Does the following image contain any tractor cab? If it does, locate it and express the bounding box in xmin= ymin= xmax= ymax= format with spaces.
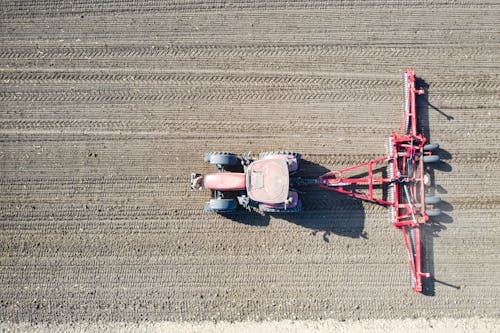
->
xmin=246 ymin=158 xmax=289 ymax=204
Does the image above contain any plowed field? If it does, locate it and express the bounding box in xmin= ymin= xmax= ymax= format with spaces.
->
xmin=1 ymin=0 xmax=499 ymax=326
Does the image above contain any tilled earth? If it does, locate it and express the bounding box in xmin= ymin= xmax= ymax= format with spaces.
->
xmin=1 ymin=0 xmax=499 ymax=324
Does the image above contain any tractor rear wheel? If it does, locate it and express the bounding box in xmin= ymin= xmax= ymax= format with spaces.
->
xmin=259 ymin=151 xmax=301 ymax=160
xmin=204 ymin=198 xmax=238 ymax=212
xmin=259 ymin=200 xmax=302 ymax=213
xmin=204 ymin=152 xmax=238 ymax=166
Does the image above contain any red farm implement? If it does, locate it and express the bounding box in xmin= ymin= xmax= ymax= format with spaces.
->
xmin=318 ymin=69 xmax=441 ymax=292
xmin=192 ymin=69 xmax=441 ymax=292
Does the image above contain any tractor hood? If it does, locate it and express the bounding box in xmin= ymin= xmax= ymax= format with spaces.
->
xmin=247 ymin=159 xmax=289 ymax=204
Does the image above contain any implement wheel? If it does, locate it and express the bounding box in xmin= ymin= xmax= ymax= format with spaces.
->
xmin=424 ymin=195 xmax=441 ymax=204
xmin=426 ymin=208 xmax=442 ymax=217
xmin=424 ymin=143 xmax=439 ymax=151
xmin=423 ymin=155 xmax=440 ymax=163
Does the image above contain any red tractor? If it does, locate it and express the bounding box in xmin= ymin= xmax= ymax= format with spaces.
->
xmin=191 ymin=151 xmax=302 ymax=213
xmin=191 ymin=69 xmax=442 ymax=293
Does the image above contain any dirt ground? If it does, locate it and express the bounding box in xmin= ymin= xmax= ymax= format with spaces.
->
xmin=0 ymin=0 xmax=499 ymax=329
xmin=1 ymin=318 xmax=499 ymax=333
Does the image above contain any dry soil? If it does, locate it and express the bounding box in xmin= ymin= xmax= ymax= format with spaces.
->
xmin=0 ymin=0 xmax=499 ymax=328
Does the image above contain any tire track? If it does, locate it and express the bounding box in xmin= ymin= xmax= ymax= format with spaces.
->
xmin=0 ymin=89 xmax=496 ymax=105
xmin=0 ymin=71 xmax=400 ymax=88
xmin=0 ymin=89 xmax=398 ymax=103
xmin=1 ymin=71 xmax=498 ymax=93
xmin=1 ymin=44 xmax=497 ymax=60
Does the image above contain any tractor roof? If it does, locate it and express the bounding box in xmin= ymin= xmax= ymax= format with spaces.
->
xmin=247 ymin=158 xmax=289 ymax=204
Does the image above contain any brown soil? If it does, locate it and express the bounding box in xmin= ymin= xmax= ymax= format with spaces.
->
xmin=0 ymin=0 xmax=499 ymax=325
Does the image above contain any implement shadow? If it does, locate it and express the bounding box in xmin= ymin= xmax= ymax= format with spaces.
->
xmin=222 ymin=159 xmax=366 ymax=241
xmin=416 ymin=77 xmax=455 ymax=296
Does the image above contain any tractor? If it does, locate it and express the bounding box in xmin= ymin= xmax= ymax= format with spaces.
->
xmin=191 ymin=151 xmax=302 ymax=213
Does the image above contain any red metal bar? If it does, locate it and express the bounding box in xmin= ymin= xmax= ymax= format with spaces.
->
xmin=318 ymin=156 xmax=392 ymax=205
xmin=368 ymin=162 xmax=373 ymax=200
xmin=418 ymin=151 xmax=427 ymax=220
xmin=414 ymin=227 xmax=423 ymax=292
xmin=401 ymin=227 xmax=418 ymax=290
xmin=410 ymin=70 xmax=417 ymax=135
xmin=321 ymin=177 xmax=391 ymax=185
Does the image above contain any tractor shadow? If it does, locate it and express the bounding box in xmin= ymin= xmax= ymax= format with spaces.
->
xmin=416 ymin=77 xmax=457 ymax=296
xmin=223 ymin=159 xmax=367 ymax=242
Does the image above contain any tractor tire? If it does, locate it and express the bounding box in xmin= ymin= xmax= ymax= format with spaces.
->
xmin=204 ymin=152 xmax=238 ymax=166
xmin=426 ymin=208 xmax=442 ymax=217
xmin=259 ymin=151 xmax=301 ymax=160
xmin=259 ymin=200 xmax=302 ymax=213
xmin=424 ymin=195 xmax=441 ymax=205
xmin=423 ymin=143 xmax=439 ymax=151
xmin=204 ymin=198 xmax=238 ymax=212
xmin=423 ymin=155 xmax=440 ymax=163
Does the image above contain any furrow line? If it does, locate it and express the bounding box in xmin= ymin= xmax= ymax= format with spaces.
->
xmin=0 ymin=119 xmax=394 ymax=134
xmin=1 ymin=0 xmax=497 ymax=18
xmin=2 ymin=120 xmax=500 ymax=136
